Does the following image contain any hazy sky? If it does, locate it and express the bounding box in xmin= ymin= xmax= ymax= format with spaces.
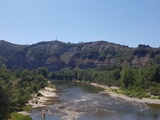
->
xmin=0 ymin=0 xmax=160 ymax=47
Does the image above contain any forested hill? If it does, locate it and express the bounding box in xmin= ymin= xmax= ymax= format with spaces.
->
xmin=0 ymin=40 xmax=160 ymax=70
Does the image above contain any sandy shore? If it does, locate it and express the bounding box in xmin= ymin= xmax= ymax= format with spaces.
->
xmin=90 ymin=83 xmax=160 ymax=105
xmin=18 ymin=86 xmax=58 ymax=116
xmin=17 ymin=111 xmax=31 ymax=116
xmin=27 ymin=87 xmax=58 ymax=108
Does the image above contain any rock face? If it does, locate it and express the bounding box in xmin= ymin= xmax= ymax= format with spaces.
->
xmin=0 ymin=40 xmax=160 ymax=70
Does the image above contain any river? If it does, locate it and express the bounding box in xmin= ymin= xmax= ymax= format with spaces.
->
xmin=31 ymin=82 xmax=160 ymax=120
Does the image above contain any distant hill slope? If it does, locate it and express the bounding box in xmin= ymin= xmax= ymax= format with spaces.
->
xmin=0 ymin=40 xmax=26 ymax=57
xmin=0 ymin=40 xmax=160 ymax=70
xmin=0 ymin=40 xmax=26 ymax=66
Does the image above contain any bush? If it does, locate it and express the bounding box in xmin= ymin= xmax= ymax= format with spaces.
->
xmin=11 ymin=112 xmax=32 ymax=120
xmin=22 ymin=106 xmax=32 ymax=112
xmin=37 ymin=92 xmax=43 ymax=96
xmin=48 ymin=82 xmax=56 ymax=88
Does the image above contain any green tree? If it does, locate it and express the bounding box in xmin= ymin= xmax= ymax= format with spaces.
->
xmin=120 ymin=66 xmax=134 ymax=88
xmin=21 ymin=69 xmax=29 ymax=79
xmin=151 ymin=65 xmax=160 ymax=83
xmin=112 ymin=69 xmax=120 ymax=80
xmin=0 ymin=82 xmax=14 ymax=119
xmin=36 ymin=75 xmax=47 ymax=88
xmin=38 ymin=67 xmax=48 ymax=78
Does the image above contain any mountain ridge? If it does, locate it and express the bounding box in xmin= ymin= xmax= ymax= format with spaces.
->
xmin=0 ymin=40 xmax=160 ymax=70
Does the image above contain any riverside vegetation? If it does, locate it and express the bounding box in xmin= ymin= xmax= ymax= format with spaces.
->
xmin=0 ymin=66 xmax=49 ymax=119
xmin=0 ymin=40 xmax=160 ymax=119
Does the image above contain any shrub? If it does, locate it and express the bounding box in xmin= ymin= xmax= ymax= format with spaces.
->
xmin=37 ymin=92 xmax=42 ymax=96
xmin=11 ymin=112 xmax=32 ymax=120
xmin=22 ymin=106 xmax=32 ymax=112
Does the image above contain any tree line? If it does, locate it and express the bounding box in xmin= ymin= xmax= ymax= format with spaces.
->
xmin=49 ymin=65 xmax=160 ymax=98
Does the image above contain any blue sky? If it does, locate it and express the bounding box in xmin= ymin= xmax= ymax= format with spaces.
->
xmin=0 ymin=0 xmax=160 ymax=47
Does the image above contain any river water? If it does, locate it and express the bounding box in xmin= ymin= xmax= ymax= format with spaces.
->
xmin=31 ymin=82 xmax=160 ymax=120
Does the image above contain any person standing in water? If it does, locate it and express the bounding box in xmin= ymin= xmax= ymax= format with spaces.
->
xmin=42 ymin=109 xmax=46 ymax=120
xmin=42 ymin=113 xmax=45 ymax=120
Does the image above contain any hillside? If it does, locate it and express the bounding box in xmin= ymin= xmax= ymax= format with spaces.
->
xmin=0 ymin=40 xmax=26 ymax=66
xmin=0 ymin=40 xmax=160 ymax=70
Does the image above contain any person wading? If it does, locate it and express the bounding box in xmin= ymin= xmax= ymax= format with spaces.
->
xmin=42 ymin=113 xmax=45 ymax=120
xmin=42 ymin=109 xmax=46 ymax=120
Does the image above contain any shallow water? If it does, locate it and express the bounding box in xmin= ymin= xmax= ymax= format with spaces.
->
xmin=31 ymin=82 xmax=160 ymax=120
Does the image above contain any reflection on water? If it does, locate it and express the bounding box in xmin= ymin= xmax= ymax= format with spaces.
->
xmin=31 ymin=82 xmax=160 ymax=120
